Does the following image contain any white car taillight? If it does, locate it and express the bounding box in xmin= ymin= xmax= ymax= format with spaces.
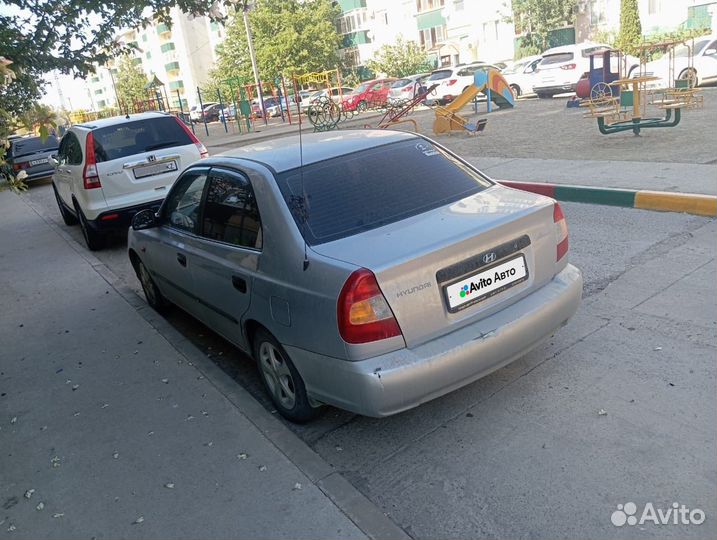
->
xmin=337 ymin=268 xmax=402 ymax=344
xmin=554 ymin=202 xmax=569 ymax=261
xmin=175 ymin=116 xmax=209 ymax=158
xmin=83 ymin=132 xmax=102 ymax=189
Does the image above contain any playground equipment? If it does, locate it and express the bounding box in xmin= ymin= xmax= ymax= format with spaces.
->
xmin=582 ymin=75 xmax=682 ymax=135
xmin=370 ymin=83 xmax=438 ymax=132
xmin=575 ymin=49 xmax=632 ymax=101
xmin=433 ymin=67 xmax=514 ymax=135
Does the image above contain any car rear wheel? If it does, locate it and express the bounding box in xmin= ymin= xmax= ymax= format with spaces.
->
xmin=138 ymin=260 xmax=170 ymax=313
xmin=253 ymin=328 xmax=319 ymax=422
xmin=53 ymin=183 xmax=77 ymax=226
xmin=74 ymin=201 xmax=105 ymax=251
xmin=510 ymin=84 xmax=521 ymax=97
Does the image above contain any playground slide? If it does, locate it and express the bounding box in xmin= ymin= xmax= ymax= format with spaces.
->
xmin=444 ymin=68 xmax=515 ymax=112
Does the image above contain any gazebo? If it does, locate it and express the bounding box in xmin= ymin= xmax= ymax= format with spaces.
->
xmin=144 ymin=75 xmax=169 ymax=111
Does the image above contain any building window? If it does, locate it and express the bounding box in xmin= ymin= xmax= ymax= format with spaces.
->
xmin=142 ymin=34 xmax=148 ymax=42
xmin=165 ymin=61 xmax=180 ymax=72
xmin=342 ymin=48 xmax=360 ymax=67
xmin=161 ymin=42 xmax=176 ymax=53
xmin=416 ymin=0 xmax=445 ymax=13
xmin=97 ymin=100 xmax=106 ymax=108
xmin=94 ymin=89 xmax=103 ymax=95
xmin=454 ymin=0 xmax=464 ymax=10
xmin=648 ymin=0 xmax=660 ymax=15
xmin=169 ymin=80 xmax=184 ymax=90
xmin=419 ymin=25 xmax=446 ymax=49
xmin=146 ymin=52 xmax=151 ymax=59
xmin=338 ymin=9 xmax=368 ymax=34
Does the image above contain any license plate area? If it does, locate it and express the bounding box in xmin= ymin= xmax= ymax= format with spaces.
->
xmin=133 ymin=160 xmax=177 ymax=179
xmin=29 ymin=158 xmax=48 ymax=166
xmin=443 ymin=254 xmax=529 ymax=313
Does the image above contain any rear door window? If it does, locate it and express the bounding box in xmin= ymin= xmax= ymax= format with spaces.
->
xmin=540 ymin=53 xmax=574 ymax=65
xmin=9 ymin=136 xmax=59 ymax=158
xmin=92 ymin=117 xmax=193 ymax=163
xmin=276 ymin=139 xmax=492 ymax=245
xmin=201 ymin=169 xmax=262 ymax=250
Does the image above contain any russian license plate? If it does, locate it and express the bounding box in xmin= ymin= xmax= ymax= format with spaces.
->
xmin=445 ymin=255 xmax=528 ymax=311
xmin=133 ymin=160 xmax=177 ymax=179
xmin=29 ymin=158 xmax=48 ymax=166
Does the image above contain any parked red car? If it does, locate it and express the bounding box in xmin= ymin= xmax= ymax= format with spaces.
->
xmin=341 ymin=78 xmax=397 ymax=111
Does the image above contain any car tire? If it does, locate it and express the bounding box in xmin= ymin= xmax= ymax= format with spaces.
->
xmin=52 ymin=183 xmax=78 ymax=226
xmin=510 ymin=84 xmax=521 ymax=97
xmin=74 ymin=200 xmax=105 ymax=251
xmin=678 ymin=68 xmax=698 ymax=88
xmin=137 ymin=259 xmax=170 ymax=313
xmin=356 ymin=100 xmax=367 ymax=112
xmin=253 ymin=327 xmax=320 ymax=423
xmin=536 ymin=92 xmax=551 ymax=99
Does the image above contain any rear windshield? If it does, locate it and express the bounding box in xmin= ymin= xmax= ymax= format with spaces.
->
xmin=9 ymin=136 xmax=59 ymax=158
xmin=427 ymin=69 xmax=453 ymax=81
xmin=391 ymin=79 xmax=411 ymax=88
xmin=540 ymin=52 xmax=574 ymax=65
xmin=275 ymin=139 xmax=492 ymax=245
xmin=92 ymin=117 xmax=193 ymax=162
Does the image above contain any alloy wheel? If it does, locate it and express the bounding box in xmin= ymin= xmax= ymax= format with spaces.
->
xmin=259 ymin=341 xmax=296 ymax=409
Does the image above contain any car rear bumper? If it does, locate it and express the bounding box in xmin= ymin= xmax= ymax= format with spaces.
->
xmin=88 ymin=199 xmax=164 ymax=232
xmin=287 ymin=264 xmax=583 ymax=417
xmin=533 ymin=83 xmax=577 ymax=94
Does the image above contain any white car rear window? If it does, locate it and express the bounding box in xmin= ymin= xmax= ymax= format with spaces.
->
xmin=92 ymin=117 xmax=193 ymax=162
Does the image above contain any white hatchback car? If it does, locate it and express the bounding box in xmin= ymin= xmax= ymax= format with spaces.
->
xmin=52 ymin=112 xmax=207 ymax=250
xmin=425 ymin=63 xmax=498 ymax=105
xmin=502 ymin=55 xmax=542 ymax=97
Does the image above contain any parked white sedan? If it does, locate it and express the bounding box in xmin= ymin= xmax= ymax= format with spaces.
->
xmin=640 ymin=35 xmax=717 ymax=87
xmin=502 ymin=55 xmax=542 ymax=97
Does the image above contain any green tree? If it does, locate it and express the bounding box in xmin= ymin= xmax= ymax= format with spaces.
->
xmin=510 ymin=0 xmax=578 ymax=53
xmin=211 ymin=0 xmax=342 ymax=86
xmin=115 ymin=56 xmax=149 ymax=111
xmin=366 ymin=36 xmax=431 ymax=77
xmin=615 ymin=0 xmax=643 ymax=55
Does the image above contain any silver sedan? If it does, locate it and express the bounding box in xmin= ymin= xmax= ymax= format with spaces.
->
xmin=128 ymin=130 xmax=582 ymax=421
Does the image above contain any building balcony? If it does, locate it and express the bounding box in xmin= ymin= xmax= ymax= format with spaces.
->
xmin=165 ymin=61 xmax=180 ymax=73
xmin=337 ymin=0 xmax=366 ymax=10
xmin=169 ymin=80 xmax=184 ymax=90
xmin=160 ymin=42 xmax=176 ymax=53
xmin=416 ymin=9 xmax=446 ymax=31
xmin=341 ymin=30 xmax=371 ymax=48
xmin=156 ymin=23 xmax=171 ymax=35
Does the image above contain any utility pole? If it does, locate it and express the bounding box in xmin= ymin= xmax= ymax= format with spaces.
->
xmin=242 ymin=1 xmax=267 ymax=125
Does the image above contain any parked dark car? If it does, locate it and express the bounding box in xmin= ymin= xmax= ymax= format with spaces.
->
xmin=8 ymin=135 xmax=60 ymax=181
xmin=201 ymin=104 xmax=225 ymax=122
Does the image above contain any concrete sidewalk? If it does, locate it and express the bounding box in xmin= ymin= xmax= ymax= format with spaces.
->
xmin=0 ymin=189 xmax=403 ymax=539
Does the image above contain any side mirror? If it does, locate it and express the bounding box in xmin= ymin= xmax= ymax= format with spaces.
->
xmin=49 ymin=154 xmax=59 ymax=167
xmin=132 ymin=209 xmax=158 ymax=231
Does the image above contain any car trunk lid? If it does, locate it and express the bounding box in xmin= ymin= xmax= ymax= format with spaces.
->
xmin=312 ymin=186 xmax=559 ymax=348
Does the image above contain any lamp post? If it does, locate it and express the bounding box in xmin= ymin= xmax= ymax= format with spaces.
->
xmin=242 ymin=1 xmax=267 ymax=125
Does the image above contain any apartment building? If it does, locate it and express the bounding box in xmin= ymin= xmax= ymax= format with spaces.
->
xmin=576 ymin=0 xmax=716 ymax=42
xmin=337 ymin=0 xmax=516 ymax=74
xmin=87 ymin=7 xmax=226 ymax=111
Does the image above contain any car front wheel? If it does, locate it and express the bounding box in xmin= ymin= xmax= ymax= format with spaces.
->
xmin=253 ymin=328 xmax=319 ymax=422
xmin=510 ymin=84 xmax=521 ymax=97
xmin=138 ymin=260 xmax=170 ymax=313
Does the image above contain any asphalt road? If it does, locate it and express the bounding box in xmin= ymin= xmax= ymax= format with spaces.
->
xmin=20 ymin=177 xmax=716 ymax=539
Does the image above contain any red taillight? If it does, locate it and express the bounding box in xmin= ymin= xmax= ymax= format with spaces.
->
xmin=175 ymin=116 xmax=208 ymax=158
xmin=12 ymin=162 xmax=30 ymax=171
xmin=561 ymin=63 xmax=577 ymax=70
xmin=100 ymin=213 xmax=119 ymax=221
xmin=83 ymin=132 xmax=101 ymax=189
xmin=554 ymin=202 xmax=569 ymax=261
xmin=401 ymin=86 xmax=412 ymax=92
xmin=337 ymin=268 xmax=402 ymax=344
xmin=446 ymin=79 xmax=458 ymax=86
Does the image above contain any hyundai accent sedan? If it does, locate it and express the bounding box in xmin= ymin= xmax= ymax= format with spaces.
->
xmin=128 ymin=130 xmax=582 ymax=421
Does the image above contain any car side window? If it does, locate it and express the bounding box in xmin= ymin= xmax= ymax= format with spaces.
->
xmin=163 ymin=170 xmax=208 ymax=234
xmin=57 ymin=136 xmax=69 ymax=165
xmin=64 ymin=133 xmax=82 ymax=165
xmin=201 ymin=170 xmax=262 ymax=250
xmin=526 ymin=60 xmax=540 ymax=73
xmin=705 ymin=41 xmax=717 ymax=56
